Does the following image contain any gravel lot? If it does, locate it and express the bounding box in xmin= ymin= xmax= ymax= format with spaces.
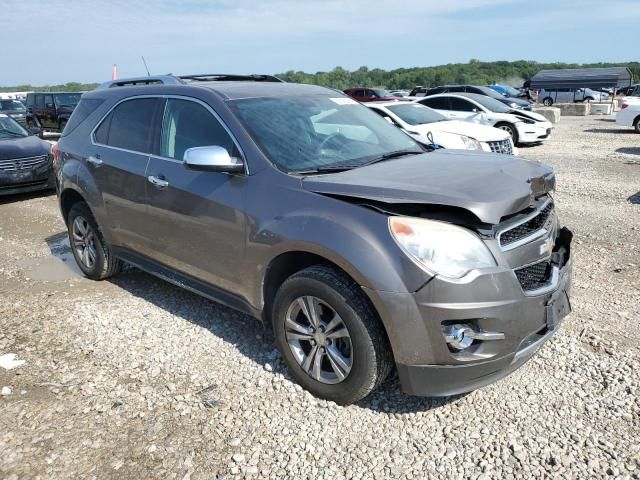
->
xmin=1 ymin=115 xmax=639 ymax=479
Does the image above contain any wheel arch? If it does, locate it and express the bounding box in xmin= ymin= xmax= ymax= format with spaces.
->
xmin=59 ymin=187 xmax=87 ymax=225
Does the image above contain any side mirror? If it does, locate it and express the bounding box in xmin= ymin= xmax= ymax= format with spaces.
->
xmin=29 ymin=127 xmax=42 ymax=136
xmin=183 ymin=146 xmax=244 ymax=174
xmin=472 ymin=108 xmax=479 ymax=113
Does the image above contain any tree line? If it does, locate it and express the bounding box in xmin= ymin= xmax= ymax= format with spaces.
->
xmin=1 ymin=60 xmax=637 ymax=92
xmin=277 ymin=60 xmax=639 ymax=90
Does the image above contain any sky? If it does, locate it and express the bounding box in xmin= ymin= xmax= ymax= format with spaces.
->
xmin=1 ymin=0 xmax=639 ymax=86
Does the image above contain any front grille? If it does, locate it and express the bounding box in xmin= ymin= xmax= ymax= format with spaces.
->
xmin=515 ymin=259 xmax=553 ymax=292
xmin=499 ymin=202 xmax=554 ymax=248
xmin=0 ymin=155 xmax=49 ymax=173
xmin=487 ymin=139 xmax=513 ymax=155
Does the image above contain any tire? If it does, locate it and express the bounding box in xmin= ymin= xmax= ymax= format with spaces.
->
xmin=67 ymin=202 xmax=122 ymax=280
xmin=542 ymin=97 xmax=553 ymax=106
xmin=634 ymin=116 xmax=640 ymax=134
xmin=272 ymin=265 xmax=393 ymax=404
xmin=583 ymin=97 xmax=594 ymax=103
xmin=495 ymin=122 xmax=519 ymax=145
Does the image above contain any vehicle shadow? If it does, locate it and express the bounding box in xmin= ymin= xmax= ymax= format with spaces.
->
xmin=628 ymin=192 xmax=640 ymax=205
xmin=56 ymin=263 xmax=455 ymax=414
xmin=0 ymin=189 xmax=55 ymax=205
xmin=584 ymin=128 xmax=634 ymax=134
xmin=617 ymin=147 xmax=640 ymax=156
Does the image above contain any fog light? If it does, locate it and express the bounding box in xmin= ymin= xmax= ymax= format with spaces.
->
xmin=443 ymin=324 xmax=505 ymax=351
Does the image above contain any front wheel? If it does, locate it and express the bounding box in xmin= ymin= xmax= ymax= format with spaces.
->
xmin=272 ymin=265 xmax=393 ymax=404
xmin=542 ymin=97 xmax=553 ymax=106
xmin=583 ymin=96 xmax=594 ymax=103
xmin=67 ymin=202 xmax=122 ymax=280
xmin=634 ymin=117 xmax=640 ymax=134
xmin=495 ymin=122 xmax=519 ymax=145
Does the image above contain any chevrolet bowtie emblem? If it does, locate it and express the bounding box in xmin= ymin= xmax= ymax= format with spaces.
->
xmin=540 ymin=237 xmax=554 ymax=257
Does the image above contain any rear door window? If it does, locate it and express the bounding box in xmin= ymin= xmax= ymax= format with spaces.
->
xmin=35 ymin=95 xmax=44 ymax=108
xmin=420 ymin=97 xmax=450 ymax=110
xmin=94 ymin=97 xmax=159 ymax=153
xmin=449 ymin=98 xmax=476 ymax=112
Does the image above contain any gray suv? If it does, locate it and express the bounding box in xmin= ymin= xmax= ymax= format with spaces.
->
xmin=54 ymin=76 xmax=573 ymax=404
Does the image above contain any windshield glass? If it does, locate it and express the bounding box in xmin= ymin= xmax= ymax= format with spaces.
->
xmin=372 ymin=89 xmax=392 ymax=98
xmin=386 ymin=103 xmax=447 ymax=125
xmin=476 ymin=86 xmax=507 ymax=100
xmin=55 ymin=93 xmax=82 ymax=106
xmin=230 ymin=95 xmax=422 ymax=173
xmin=0 ymin=100 xmax=26 ymax=112
xmin=468 ymin=94 xmax=511 ymax=113
xmin=0 ymin=114 xmax=29 ymax=139
xmin=503 ymin=86 xmax=521 ymax=97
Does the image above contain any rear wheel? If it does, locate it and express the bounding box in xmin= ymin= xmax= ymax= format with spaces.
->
xmin=67 ymin=202 xmax=122 ymax=280
xmin=495 ymin=122 xmax=519 ymax=145
xmin=542 ymin=97 xmax=553 ymax=106
xmin=634 ymin=116 xmax=640 ymax=134
xmin=584 ymin=96 xmax=594 ymax=103
xmin=272 ymin=265 xmax=393 ymax=404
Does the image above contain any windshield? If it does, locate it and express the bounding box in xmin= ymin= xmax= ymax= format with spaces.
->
xmin=55 ymin=93 xmax=82 ymax=106
xmin=372 ymin=89 xmax=392 ymax=98
xmin=468 ymin=94 xmax=511 ymax=113
xmin=0 ymin=100 xmax=26 ymax=112
xmin=476 ymin=86 xmax=508 ymax=100
xmin=502 ymin=86 xmax=521 ymax=97
xmin=386 ymin=103 xmax=447 ymax=125
xmin=0 ymin=115 xmax=29 ymax=139
xmin=230 ymin=95 xmax=422 ymax=173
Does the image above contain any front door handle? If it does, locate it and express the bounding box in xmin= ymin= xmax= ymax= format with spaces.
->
xmin=87 ymin=155 xmax=103 ymax=167
xmin=148 ymin=175 xmax=169 ymax=189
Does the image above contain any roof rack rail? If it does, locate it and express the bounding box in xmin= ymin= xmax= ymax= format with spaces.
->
xmin=96 ymin=75 xmax=184 ymax=89
xmin=96 ymin=73 xmax=284 ymax=90
xmin=178 ymin=74 xmax=284 ymax=83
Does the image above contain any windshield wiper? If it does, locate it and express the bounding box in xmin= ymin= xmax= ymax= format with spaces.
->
xmin=293 ymin=149 xmax=422 ymax=175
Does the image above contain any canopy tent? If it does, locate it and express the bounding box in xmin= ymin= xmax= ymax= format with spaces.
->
xmin=528 ymin=67 xmax=633 ymax=90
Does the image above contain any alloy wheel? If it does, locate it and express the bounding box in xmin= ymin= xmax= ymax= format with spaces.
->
xmin=284 ymin=296 xmax=353 ymax=384
xmin=71 ymin=216 xmax=97 ymax=269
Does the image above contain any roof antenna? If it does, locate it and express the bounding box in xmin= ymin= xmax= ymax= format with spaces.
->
xmin=141 ymin=56 xmax=151 ymax=77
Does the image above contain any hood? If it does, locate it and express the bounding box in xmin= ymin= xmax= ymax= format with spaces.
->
xmin=510 ymin=110 xmax=548 ymax=123
xmin=0 ymin=135 xmax=51 ymax=161
xmin=302 ymin=150 xmax=555 ymax=225
xmin=502 ymin=96 xmax=531 ymax=107
xmin=415 ymin=120 xmax=510 ymax=142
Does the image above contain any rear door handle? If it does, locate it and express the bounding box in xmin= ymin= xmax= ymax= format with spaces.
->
xmin=148 ymin=175 xmax=169 ymax=189
xmin=87 ymin=155 xmax=102 ymax=167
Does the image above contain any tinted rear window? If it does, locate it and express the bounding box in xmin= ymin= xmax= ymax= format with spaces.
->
xmin=61 ymin=98 xmax=104 ymax=136
xmin=94 ymin=98 xmax=159 ymax=153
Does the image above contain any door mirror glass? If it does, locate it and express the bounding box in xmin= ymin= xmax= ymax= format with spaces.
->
xmin=183 ymin=146 xmax=244 ymax=173
xmin=29 ymin=127 xmax=42 ymax=136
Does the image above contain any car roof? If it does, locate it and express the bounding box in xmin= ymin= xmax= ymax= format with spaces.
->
xmin=85 ymin=81 xmax=338 ymax=101
xmin=422 ymin=92 xmax=485 ymax=102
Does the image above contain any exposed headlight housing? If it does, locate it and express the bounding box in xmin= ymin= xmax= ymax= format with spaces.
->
xmin=461 ymin=135 xmax=482 ymax=150
xmin=389 ymin=217 xmax=497 ymax=278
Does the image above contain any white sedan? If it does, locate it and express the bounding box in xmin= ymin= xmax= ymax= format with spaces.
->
xmin=416 ymin=92 xmax=553 ymax=145
xmin=616 ymin=99 xmax=640 ymax=133
xmin=367 ymin=102 xmax=517 ymax=155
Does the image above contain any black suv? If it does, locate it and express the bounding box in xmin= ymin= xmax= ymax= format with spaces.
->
xmin=54 ymin=75 xmax=572 ymax=404
xmin=410 ymin=85 xmax=532 ymax=110
xmin=25 ymin=92 xmax=83 ymax=131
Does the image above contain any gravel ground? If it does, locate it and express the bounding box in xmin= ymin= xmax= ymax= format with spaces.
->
xmin=1 ymin=115 xmax=639 ymax=479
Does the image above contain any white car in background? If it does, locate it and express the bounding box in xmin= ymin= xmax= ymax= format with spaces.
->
xmin=416 ymin=93 xmax=553 ymax=145
xmin=367 ymin=101 xmax=517 ymax=155
xmin=616 ymin=100 xmax=640 ymax=133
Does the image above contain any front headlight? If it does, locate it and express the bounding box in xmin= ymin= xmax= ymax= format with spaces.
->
xmin=389 ymin=217 xmax=497 ymax=278
xmin=461 ymin=135 xmax=482 ymax=150
xmin=509 ymin=102 xmax=519 ymax=108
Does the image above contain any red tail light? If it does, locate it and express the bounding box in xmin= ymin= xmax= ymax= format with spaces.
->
xmin=52 ymin=143 xmax=59 ymax=163
xmin=621 ymin=103 xmax=629 ymax=109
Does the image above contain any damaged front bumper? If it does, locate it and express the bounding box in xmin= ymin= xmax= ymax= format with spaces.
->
xmin=366 ymin=226 xmax=573 ymax=397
